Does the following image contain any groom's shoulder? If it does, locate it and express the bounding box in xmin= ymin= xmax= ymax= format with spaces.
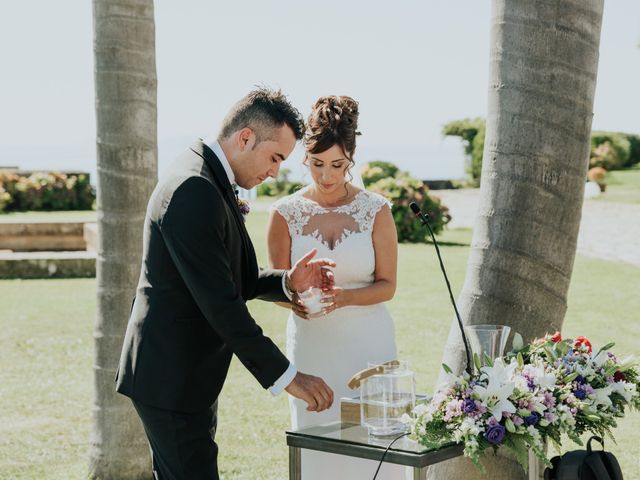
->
xmin=148 ymin=170 xmax=221 ymax=222
xmin=155 ymin=146 xmax=219 ymax=195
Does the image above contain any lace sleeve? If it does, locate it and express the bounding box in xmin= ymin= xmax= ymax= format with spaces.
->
xmin=355 ymin=191 xmax=393 ymax=232
xmin=269 ymin=195 xmax=308 ymax=236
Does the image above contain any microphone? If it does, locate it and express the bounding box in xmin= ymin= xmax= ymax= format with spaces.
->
xmin=409 ymin=202 xmax=473 ymax=377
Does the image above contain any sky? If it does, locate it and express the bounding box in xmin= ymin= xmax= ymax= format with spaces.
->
xmin=1 ymin=1 xmax=638 ymax=182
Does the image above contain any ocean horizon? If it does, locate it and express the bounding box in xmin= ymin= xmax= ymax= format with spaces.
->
xmin=0 ymin=137 xmax=467 ymax=186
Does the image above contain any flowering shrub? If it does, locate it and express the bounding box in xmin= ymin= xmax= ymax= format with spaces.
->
xmin=361 ymin=161 xmax=451 ymax=241
xmin=0 ymin=171 xmax=95 ymax=212
xmin=405 ymin=333 xmax=640 ymax=472
xmin=589 ymin=141 xmax=625 ymax=171
xmin=361 ymin=161 xmax=400 ymax=188
xmin=368 ymin=175 xmax=451 ymax=240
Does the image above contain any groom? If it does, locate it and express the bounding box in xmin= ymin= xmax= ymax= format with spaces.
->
xmin=116 ymin=88 xmax=335 ymax=479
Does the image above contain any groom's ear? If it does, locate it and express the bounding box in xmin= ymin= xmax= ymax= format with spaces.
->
xmin=237 ymin=127 xmax=256 ymax=152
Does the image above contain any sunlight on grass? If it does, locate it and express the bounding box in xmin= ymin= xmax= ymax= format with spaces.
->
xmin=1 ymin=212 xmax=638 ymax=479
xmin=596 ymin=166 xmax=640 ymax=204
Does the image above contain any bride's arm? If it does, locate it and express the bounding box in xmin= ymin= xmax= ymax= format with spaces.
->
xmin=326 ymin=204 xmax=397 ymax=310
xmin=266 ymin=209 xmax=293 ymax=310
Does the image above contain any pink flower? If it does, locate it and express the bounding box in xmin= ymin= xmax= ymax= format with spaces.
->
xmin=444 ymin=399 xmax=463 ymax=421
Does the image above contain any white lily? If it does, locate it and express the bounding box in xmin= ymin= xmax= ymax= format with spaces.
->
xmin=523 ymin=363 xmax=557 ymax=390
xmin=479 ymin=357 xmax=518 ymax=384
xmin=473 ymin=377 xmax=516 ymax=420
xmin=611 ymin=381 xmax=635 ymax=403
xmin=591 ymin=385 xmax=613 ymax=408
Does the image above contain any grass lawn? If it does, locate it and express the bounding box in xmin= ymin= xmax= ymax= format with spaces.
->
xmin=597 ymin=165 xmax=640 ymax=204
xmin=1 ymin=211 xmax=639 ymax=479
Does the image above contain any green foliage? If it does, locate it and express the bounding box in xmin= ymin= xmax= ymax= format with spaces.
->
xmin=590 ymin=131 xmax=640 ymax=169
xmin=442 ymin=118 xmax=485 ymax=185
xmin=626 ymin=134 xmax=640 ymax=167
xmin=443 ymin=119 xmax=640 ymax=181
xmin=361 ymin=160 xmax=451 ymax=242
xmin=590 ymin=132 xmax=631 ymax=170
xmin=360 ymin=161 xmax=400 ymax=188
xmin=256 ymin=168 xmax=302 ymax=197
xmin=367 ymin=175 xmax=451 ymax=242
xmin=0 ymin=171 xmax=95 ymax=213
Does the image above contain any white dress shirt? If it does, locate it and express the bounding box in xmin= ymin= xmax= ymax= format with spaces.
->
xmin=203 ymin=137 xmax=297 ymax=395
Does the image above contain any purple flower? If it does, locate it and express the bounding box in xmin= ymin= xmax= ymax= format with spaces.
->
xmin=462 ymin=399 xmax=476 ymax=413
xmin=524 ymin=412 xmax=540 ymax=426
xmin=542 ymin=392 xmax=556 ymax=408
xmin=512 ymin=416 xmax=524 ymax=426
xmin=574 ymin=388 xmax=587 ymax=400
xmin=485 ymin=423 xmax=506 ymax=445
xmin=237 ymin=199 xmax=251 ymax=215
xmin=575 ymin=375 xmax=586 ymax=385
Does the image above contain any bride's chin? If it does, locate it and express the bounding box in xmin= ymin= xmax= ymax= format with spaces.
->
xmin=316 ymin=183 xmax=339 ymax=194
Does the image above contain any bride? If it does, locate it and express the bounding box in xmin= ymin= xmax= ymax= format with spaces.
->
xmin=267 ymin=95 xmax=406 ymax=479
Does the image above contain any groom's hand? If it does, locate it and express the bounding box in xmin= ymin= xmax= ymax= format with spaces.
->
xmin=285 ymin=372 xmax=334 ymax=412
xmin=288 ymin=248 xmax=336 ymax=293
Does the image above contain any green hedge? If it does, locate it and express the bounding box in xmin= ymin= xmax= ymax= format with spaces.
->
xmin=256 ymin=168 xmax=302 ymax=197
xmin=590 ymin=131 xmax=640 ymax=169
xmin=0 ymin=172 xmax=95 ymax=213
xmin=442 ymin=118 xmax=485 ymax=186
xmin=443 ymin=118 xmax=640 ymax=182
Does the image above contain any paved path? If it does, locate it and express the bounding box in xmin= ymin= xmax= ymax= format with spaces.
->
xmin=434 ymin=189 xmax=640 ymax=267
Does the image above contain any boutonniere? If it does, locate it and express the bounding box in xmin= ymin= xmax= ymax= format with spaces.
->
xmin=233 ymin=186 xmax=251 ymax=217
xmin=237 ymin=197 xmax=251 ymax=216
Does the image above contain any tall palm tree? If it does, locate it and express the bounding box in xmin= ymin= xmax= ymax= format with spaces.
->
xmin=428 ymin=1 xmax=604 ymax=478
xmin=89 ymin=0 xmax=157 ymax=477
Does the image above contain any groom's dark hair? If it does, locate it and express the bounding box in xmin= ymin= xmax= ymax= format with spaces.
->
xmin=218 ymin=87 xmax=305 ymax=144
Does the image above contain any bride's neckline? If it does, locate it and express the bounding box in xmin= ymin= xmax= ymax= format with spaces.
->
xmin=297 ymin=187 xmax=365 ymax=209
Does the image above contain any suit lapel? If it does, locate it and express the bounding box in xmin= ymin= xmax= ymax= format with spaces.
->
xmin=190 ymin=141 xmax=258 ymax=287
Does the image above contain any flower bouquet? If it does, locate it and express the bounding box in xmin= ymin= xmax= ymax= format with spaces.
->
xmin=404 ymin=332 xmax=640 ymax=471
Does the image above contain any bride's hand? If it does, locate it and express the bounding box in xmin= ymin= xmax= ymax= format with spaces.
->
xmin=321 ymin=287 xmax=350 ymax=314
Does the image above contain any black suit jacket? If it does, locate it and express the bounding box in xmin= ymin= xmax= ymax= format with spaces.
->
xmin=116 ymin=140 xmax=290 ymax=413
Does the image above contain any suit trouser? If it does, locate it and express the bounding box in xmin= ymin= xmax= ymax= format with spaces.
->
xmin=132 ymin=399 xmax=219 ymax=480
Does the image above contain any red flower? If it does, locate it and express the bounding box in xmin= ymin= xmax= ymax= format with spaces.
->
xmin=548 ymin=331 xmax=562 ymax=343
xmin=574 ymin=336 xmax=592 ymax=353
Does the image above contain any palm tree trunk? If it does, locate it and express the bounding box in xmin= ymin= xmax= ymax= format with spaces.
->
xmin=428 ymin=1 xmax=604 ymax=478
xmin=89 ymin=0 xmax=157 ymax=478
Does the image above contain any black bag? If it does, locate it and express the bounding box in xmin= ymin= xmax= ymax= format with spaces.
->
xmin=544 ymin=436 xmax=623 ymax=480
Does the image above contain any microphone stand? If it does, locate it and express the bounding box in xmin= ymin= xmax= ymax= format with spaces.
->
xmin=409 ymin=202 xmax=473 ymax=377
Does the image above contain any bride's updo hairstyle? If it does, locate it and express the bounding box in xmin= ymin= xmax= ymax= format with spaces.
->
xmin=304 ymin=95 xmax=362 ymax=180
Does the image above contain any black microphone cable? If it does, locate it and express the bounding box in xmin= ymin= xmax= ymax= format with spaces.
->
xmin=371 ymin=431 xmax=410 ymax=480
xmin=409 ymin=202 xmax=473 ymax=377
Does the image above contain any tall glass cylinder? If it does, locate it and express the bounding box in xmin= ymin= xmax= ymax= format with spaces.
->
xmin=464 ymin=324 xmax=511 ymax=367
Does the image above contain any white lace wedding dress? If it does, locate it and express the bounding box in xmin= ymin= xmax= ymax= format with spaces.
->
xmin=272 ymin=188 xmax=408 ymax=479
